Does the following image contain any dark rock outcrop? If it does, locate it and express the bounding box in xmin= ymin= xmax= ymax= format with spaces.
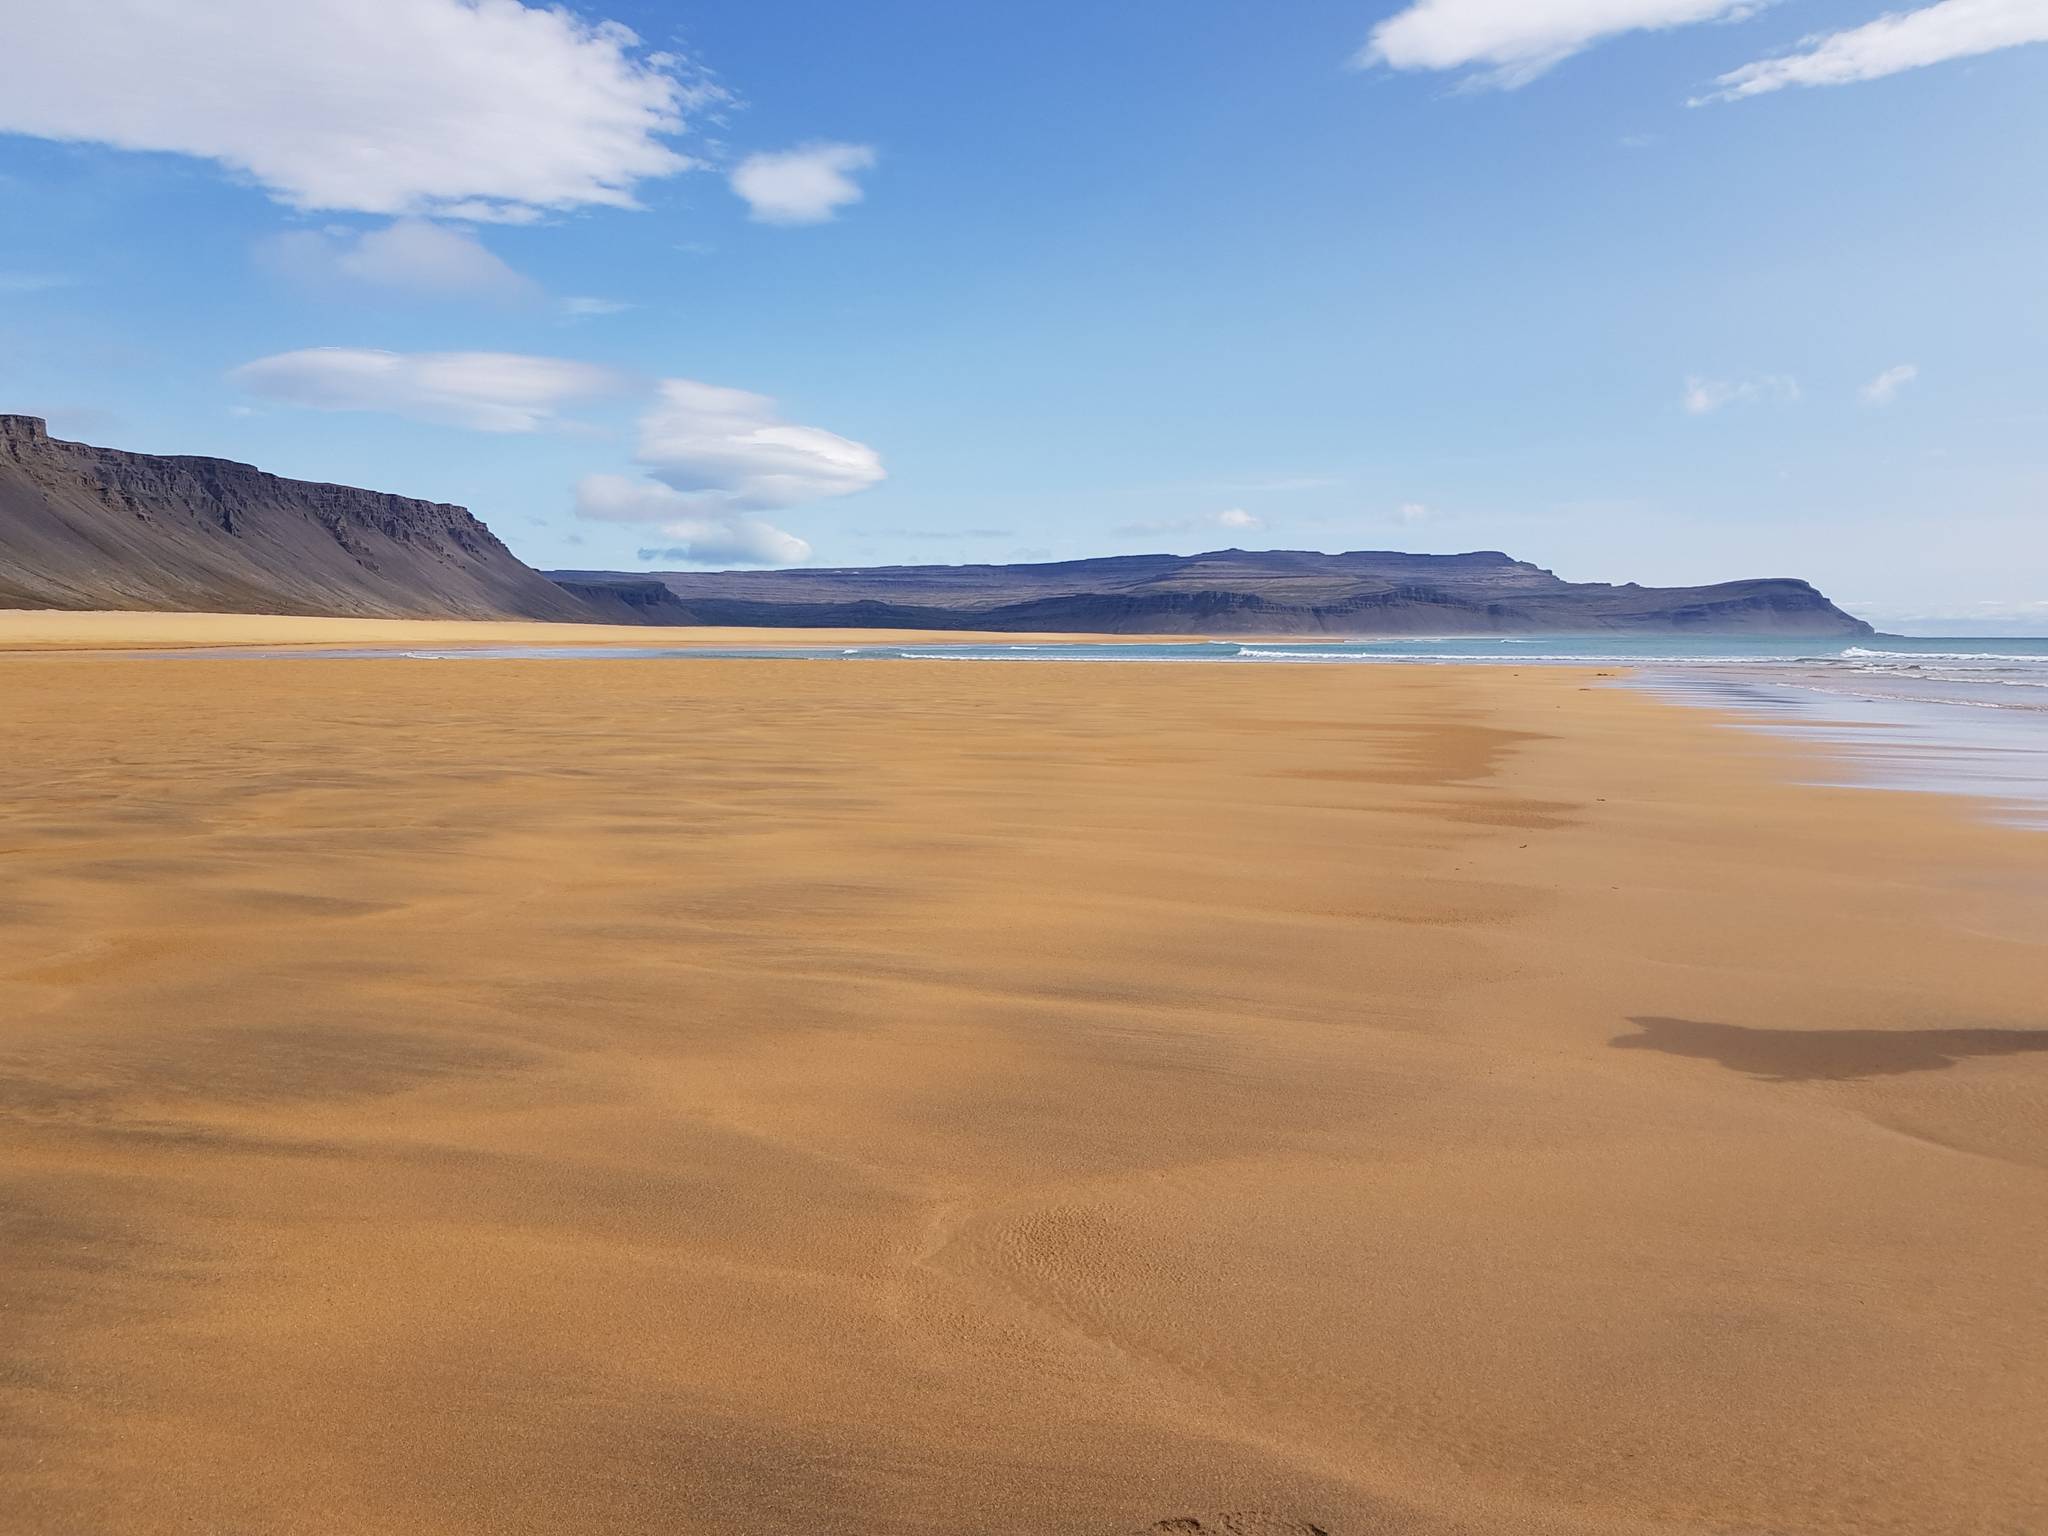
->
xmin=549 ymin=548 xmax=1873 ymax=636
xmin=549 ymin=577 xmax=700 ymax=624
xmin=0 ymin=415 xmax=586 ymax=620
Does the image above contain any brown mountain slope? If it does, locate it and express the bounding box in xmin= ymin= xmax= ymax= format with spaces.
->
xmin=0 ymin=415 xmax=585 ymax=620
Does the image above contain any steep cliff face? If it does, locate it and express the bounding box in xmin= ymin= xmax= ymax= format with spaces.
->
xmin=551 ymin=549 xmax=1875 ymax=636
xmin=0 ymin=416 xmax=586 ymax=620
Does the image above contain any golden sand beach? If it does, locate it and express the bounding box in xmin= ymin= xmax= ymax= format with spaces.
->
xmin=2 ymin=626 xmax=2044 ymax=1535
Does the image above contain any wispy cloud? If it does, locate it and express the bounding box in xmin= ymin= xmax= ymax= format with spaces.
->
xmin=730 ymin=143 xmax=876 ymax=225
xmin=560 ymin=296 xmax=633 ymax=318
xmin=257 ymin=219 xmax=537 ymax=301
xmin=1357 ymin=0 xmax=1765 ymax=88
xmin=230 ymin=347 xmax=880 ymax=565
xmin=1702 ymin=0 xmax=2048 ymax=101
xmin=1860 ymin=363 xmax=1920 ymax=405
xmin=0 ymin=0 xmax=727 ymax=218
xmin=232 ymin=347 xmax=626 ymax=432
xmin=0 ymin=272 xmax=74 ymax=294
xmin=579 ymin=477 xmax=813 ymax=565
xmin=1116 ymin=507 xmax=1263 ymax=536
xmin=1682 ymin=373 xmax=1801 ymax=414
xmin=635 ymin=520 xmax=813 ymax=566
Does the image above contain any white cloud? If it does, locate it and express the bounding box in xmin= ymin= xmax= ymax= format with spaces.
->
xmin=231 ymin=351 xmax=874 ymax=560
xmin=1682 ymin=373 xmax=1801 ymax=414
xmin=0 ymin=272 xmax=73 ymax=294
xmin=1704 ymin=0 xmax=2048 ymax=100
xmin=567 ymin=380 xmax=880 ymax=566
xmin=0 ymin=0 xmax=722 ymax=218
xmin=576 ymin=474 xmax=702 ymax=523
xmin=638 ymin=520 xmax=812 ymax=565
xmin=1860 ymin=363 xmax=1920 ymax=405
xmin=1358 ymin=0 xmax=1763 ymax=86
xmin=1117 ymin=508 xmax=1267 ymax=536
xmin=576 ymin=475 xmax=812 ymax=567
xmin=560 ymin=296 xmax=633 ymax=318
xmin=730 ymin=143 xmax=876 ymax=225
xmin=232 ymin=347 xmax=626 ymax=432
xmin=258 ymin=219 xmax=536 ymax=300
xmin=634 ymin=379 xmax=885 ymax=511
xmin=1396 ymin=502 xmax=1434 ymax=523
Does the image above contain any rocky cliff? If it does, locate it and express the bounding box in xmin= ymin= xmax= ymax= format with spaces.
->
xmin=0 ymin=416 xmax=586 ymax=620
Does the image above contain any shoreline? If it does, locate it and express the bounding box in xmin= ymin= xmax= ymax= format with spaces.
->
xmin=1630 ymin=665 xmax=2048 ymax=830
xmin=10 ymin=608 xmax=2042 ymax=835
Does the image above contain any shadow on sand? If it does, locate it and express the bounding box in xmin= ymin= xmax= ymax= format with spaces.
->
xmin=1611 ymin=1015 xmax=2048 ymax=1083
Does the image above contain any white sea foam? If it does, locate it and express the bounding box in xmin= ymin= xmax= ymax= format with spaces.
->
xmin=1841 ymin=647 xmax=2046 ymax=663
xmin=1233 ymin=648 xmax=1367 ymax=660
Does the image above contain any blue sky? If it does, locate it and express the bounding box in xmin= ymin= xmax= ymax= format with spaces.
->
xmin=2 ymin=0 xmax=2043 ymax=630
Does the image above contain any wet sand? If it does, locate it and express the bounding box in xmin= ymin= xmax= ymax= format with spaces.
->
xmin=2 ymin=652 xmax=2044 ymax=1535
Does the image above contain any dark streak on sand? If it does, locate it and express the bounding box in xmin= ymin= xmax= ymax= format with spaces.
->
xmin=1613 ymin=1015 xmax=2048 ymax=1082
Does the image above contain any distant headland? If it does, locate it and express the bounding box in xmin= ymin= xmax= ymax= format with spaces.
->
xmin=2 ymin=416 xmax=1869 ymax=636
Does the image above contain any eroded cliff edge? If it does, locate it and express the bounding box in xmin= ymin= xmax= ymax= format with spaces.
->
xmin=0 ymin=415 xmax=585 ymax=619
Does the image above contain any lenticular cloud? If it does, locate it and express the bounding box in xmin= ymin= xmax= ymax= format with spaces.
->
xmin=633 ymin=380 xmax=886 ymax=513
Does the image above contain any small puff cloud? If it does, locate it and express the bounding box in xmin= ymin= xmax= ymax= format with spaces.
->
xmin=1704 ymin=0 xmax=2048 ymax=101
xmin=0 ymin=0 xmax=722 ymax=218
xmin=1682 ymin=373 xmax=1801 ymax=414
xmin=1358 ymin=0 xmax=1759 ymax=87
xmin=232 ymin=347 xmax=626 ymax=432
xmin=730 ymin=143 xmax=877 ymax=225
xmin=1860 ymin=363 xmax=1920 ymax=406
